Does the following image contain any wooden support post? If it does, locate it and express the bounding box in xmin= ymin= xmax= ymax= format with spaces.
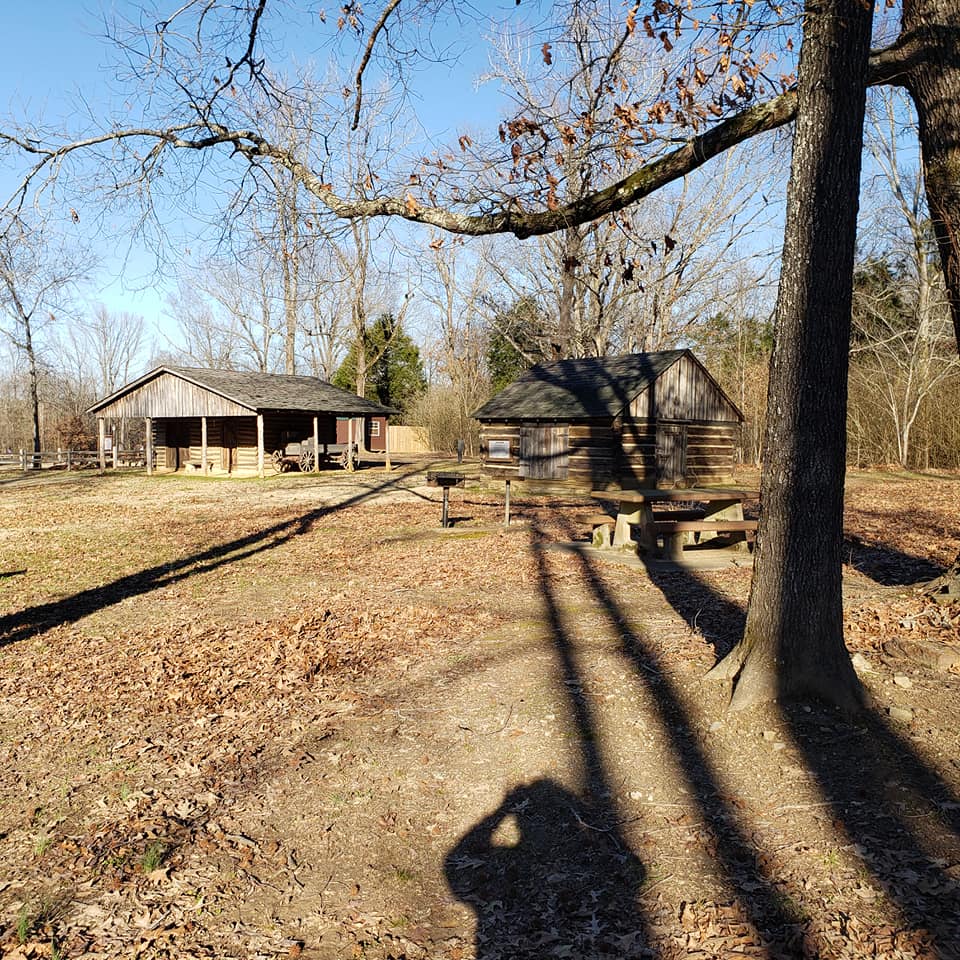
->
xmin=312 ymin=416 xmax=319 ymax=473
xmin=257 ymin=414 xmax=265 ymax=478
xmin=201 ymin=416 xmax=208 ymax=476
xmin=145 ymin=418 xmax=153 ymax=476
xmin=112 ymin=420 xmax=119 ymax=469
xmin=98 ymin=418 xmax=106 ymax=474
xmin=504 ymin=479 xmax=511 ymax=527
xmin=384 ymin=419 xmax=392 ymax=471
xmin=347 ymin=418 xmax=355 ymax=472
xmin=66 ymin=449 xmax=72 ymax=471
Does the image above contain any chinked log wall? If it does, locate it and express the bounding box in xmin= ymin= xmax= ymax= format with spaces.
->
xmin=479 ymin=421 xmax=617 ymax=490
xmin=479 ymin=418 xmax=739 ymax=491
xmin=619 ymin=420 xmax=740 ymax=485
xmin=155 ymin=417 xmax=259 ymax=472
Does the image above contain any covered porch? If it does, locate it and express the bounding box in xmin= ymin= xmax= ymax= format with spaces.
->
xmin=89 ymin=366 xmax=396 ymax=479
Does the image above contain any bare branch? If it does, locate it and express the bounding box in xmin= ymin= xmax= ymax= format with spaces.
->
xmin=0 ymin=39 xmax=908 ymax=245
xmin=352 ymin=0 xmax=403 ymax=131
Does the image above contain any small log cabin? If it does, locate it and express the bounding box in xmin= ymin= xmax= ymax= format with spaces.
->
xmin=88 ymin=366 xmax=395 ymax=477
xmin=473 ymin=350 xmax=744 ymax=491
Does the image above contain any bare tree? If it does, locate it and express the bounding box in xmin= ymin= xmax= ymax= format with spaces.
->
xmin=165 ymin=281 xmax=242 ymax=369
xmin=0 ymin=218 xmax=89 ymax=460
xmin=198 ymin=253 xmax=283 ymax=371
xmin=421 ymin=234 xmax=495 ymax=451
xmin=708 ymin=0 xmax=876 ymax=712
xmin=79 ymin=304 xmax=148 ymax=395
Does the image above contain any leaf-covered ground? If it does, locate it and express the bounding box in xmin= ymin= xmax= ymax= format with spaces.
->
xmin=0 ymin=465 xmax=958 ymax=959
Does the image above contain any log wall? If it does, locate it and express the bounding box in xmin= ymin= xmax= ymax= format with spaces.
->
xmin=479 ymin=420 xmax=618 ymax=490
xmin=618 ymin=418 xmax=740 ymax=486
xmin=479 ymin=417 xmax=740 ymax=491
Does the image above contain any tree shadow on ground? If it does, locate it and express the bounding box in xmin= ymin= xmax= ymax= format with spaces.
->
xmin=641 ymin=562 xmax=747 ymax=658
xmin=843 ymin=534 xmax=944 ymax=585
xmin=640 ymin=553 xmax=960 ymax=957
xmin=0 ymin=472 xmax=411 ymax=648
xmin=447 ymin=522 xmax=811 ymax=958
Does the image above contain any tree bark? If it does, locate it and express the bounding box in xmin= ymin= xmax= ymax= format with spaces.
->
xmin=709 ymin=0 xmax=875 ymax=712
xmin=899 ymin=0 xmax=960 ymax=588
xmin=556 ymin=226 xmax=582 ymax=358
xmin=27 ymin=337 xmax=41 ymax=461
xmin=902 ymin=0 xmax=960 ymax=352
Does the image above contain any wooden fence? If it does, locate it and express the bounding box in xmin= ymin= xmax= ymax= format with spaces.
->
xmin=387 ymin=425 xmax=431 ymax=454
xmin=1 ymin=449 xmax=148 ymax=471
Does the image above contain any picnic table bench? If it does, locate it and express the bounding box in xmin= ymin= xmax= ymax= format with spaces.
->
xmin=591 ymin=487 xmax=759 ymax=560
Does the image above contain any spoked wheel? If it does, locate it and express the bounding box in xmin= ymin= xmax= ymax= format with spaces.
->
xmin=299 ymin=450 xmax=316 ymax=472
xmin=271 ymin=450 xmax=285 ymax=474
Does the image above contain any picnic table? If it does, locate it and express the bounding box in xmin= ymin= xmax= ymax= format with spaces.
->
xmin=591 ymin=487 xmax=759 ymax=560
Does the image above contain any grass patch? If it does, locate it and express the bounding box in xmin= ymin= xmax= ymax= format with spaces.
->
xmin=14 ymin=893 xmax=68 ymax=945
xmin=139 ymin=841 xmax=167 ymax=873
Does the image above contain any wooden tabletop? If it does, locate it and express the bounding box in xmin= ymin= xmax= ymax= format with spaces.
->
xmin=593 ymin=488 xmax=759 ymax=503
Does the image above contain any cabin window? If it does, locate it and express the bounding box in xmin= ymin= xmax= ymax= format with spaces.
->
xmin=519 ymin=425 xmax=569 ymax=480
xmin=369 ymin=419 xmax=381 ymax=438
xmin=487 ymin=439 xmax=512 ymax=461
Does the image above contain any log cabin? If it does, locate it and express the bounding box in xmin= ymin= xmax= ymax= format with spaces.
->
xmin=88 ymin=366 xmax=395 ymax=477
xmin=473 ymin=350 xmax=744 ymax=492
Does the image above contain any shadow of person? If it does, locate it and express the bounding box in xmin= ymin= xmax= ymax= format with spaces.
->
xmin=445 ymin=778 xmax=647 ymax=959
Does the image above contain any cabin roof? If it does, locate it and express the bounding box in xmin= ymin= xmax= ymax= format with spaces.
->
xmin=89 ymin=365 xmax=397 ymax=417
xmin=473 ymin=349 xmax=698 ymax=421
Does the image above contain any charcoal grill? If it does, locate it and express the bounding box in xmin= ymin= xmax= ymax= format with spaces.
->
xmin=427 ymin=471 xmax=465 ymax=527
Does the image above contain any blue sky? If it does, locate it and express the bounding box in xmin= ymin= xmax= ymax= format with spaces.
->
xmin=2 ymin=5 xmax=106 ymax=115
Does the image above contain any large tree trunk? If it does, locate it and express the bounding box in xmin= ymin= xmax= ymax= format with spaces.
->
xmin=903 ymin=0 xmax=960 ymax=351
xmin=709 ymin=0 xmax=875 ymax=711
xmin=900 ymin=0 xmax=960 ymax=594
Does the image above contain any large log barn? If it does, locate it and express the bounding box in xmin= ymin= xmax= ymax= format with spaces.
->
xmin=473 ymin=350 xmax=744 ymax=492
xmin=89 ymin=366 xmax=395 ymax=478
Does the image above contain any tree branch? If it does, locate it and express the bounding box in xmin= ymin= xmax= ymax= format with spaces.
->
xmin=1 ymin=39 xmax=912 ymax=242
xmin=352 ymin=0 xmax=403 ymax=131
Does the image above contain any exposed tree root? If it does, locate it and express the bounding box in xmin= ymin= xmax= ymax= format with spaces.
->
xmin=922 ymin=557 xmax=960 ymax=603
xmin=707 ymin=641 xmax=867 ymax=716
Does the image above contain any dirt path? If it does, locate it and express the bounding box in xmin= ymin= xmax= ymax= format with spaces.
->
xmin=1 ymin=467 xmax=959 ymax=959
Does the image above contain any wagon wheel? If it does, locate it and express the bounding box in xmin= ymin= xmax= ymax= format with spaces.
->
xmin=299 ymin=449 xmax=315 ymax=472
xmin=271 ymin=449 xmax=285 ymax=474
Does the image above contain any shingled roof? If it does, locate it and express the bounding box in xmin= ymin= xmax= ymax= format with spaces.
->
xmin=473 ymin=350 xmax=689 ymax=420
xmin=90 ymin=366 xmax=396 ymax=417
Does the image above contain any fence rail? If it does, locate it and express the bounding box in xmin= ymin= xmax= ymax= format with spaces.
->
xmin=0 ymin=449 xmax=150 ymax=471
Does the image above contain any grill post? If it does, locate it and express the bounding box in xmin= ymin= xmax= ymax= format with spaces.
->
xmin=427 ymin=471 xmax=466 ymax=528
